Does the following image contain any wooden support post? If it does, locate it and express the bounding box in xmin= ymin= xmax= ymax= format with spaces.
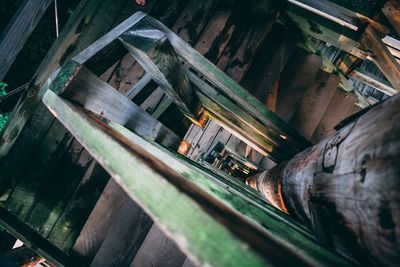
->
xmin=248 ymin=93 xmax=400 ymax=266
xmin=382 ymin=0 xmax=400 ymax=37
xmin=360 ymin=25 xmax=400 ymax=91
xmin=42 ymin=89 xmax=354 ymax=267
xmin=0 ymin=0 xmax=53 ymax=81
xmin=119 ymin=21 xmax=201 ymax=124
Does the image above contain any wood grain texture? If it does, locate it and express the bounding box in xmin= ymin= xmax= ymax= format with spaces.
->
xmin=360 ymin=25 xmax=400 ymax=91
xmin=255 ymin=93 xmax=400 ymax=266
xmin=275 ymin=49 xmax=322 ymax=122
xmin=130 ymin=225 xmax=185 ymax=267
xmin=0 ymin=0 xmax=52 ymax=81
xmin=42 ymin=89 xmax=353 ymax=267
xmin=90 ymin=195 xmax=153 ymax=267
xmin=55 ymin=62 xmax=180 ymax=149
xmin=311 ymin=89 xmax=357 ymax=143
xmin=289 ymin=70 xmax=340 ymax=140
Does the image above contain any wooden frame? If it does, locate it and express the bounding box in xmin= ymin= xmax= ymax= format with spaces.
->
xmin=58 ymin=11 xmax=311 ymax=161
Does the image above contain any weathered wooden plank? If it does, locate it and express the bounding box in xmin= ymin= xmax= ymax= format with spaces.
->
xmin=119 ymin=22 xmax=201 ymax=123
xmin=241 ymin=26 xmax=297 ymax=103
xmin=24 ymin=140 xmax=92 ymax=237
xmin=382 ymin=0 xmax=400 ymax=37
xmin=289 ymin=70 xmax=340 ymax=140
xmin=4 ymin=120 xmax=73 ymax=221
xmin=350 ymin=68 xmax=397 ymax=96
xmin=311 ymin=89 xmax=357 ymax=143
xmin=90 ymin=195 xmax=152 ymax=267
xmin=0 ymin=0 xmax=136 ymax=160
xmin=42 ymin=89 xmax=353 ymax=267
xmin=275 ymin=49 xmax=322 ymax=122
xmin=287 ymin=0 xmax=360 ymax=30
xmin=0 ymin=0 xmax=52 ymax=81
xmin=46 ymin=160 xmax=110 ymax=251
xmin=0 ymin=206 xmax=74 ymax=266
xmin=250 ymin=92 xmax=400 ymax=266
xmin=52 ymin=61 xmax=180 ymax=149
xmin=360 ymin=25 xmax=400 ymax=91
xmin=71 ymin=178 xmax=122 ymax=263
xmin=130 ymin=224 xmax=186 ymax=267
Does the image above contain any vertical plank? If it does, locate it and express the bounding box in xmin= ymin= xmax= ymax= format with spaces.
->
xmin=90 ymin=194 xmax=153 ymax=267
xmin=289 ymin=70 xmax=340 ymax=140
xmin=0 ymin=0 xmax=52 ymax=81
xmin=311 ymin=89 xmax=357 ymax=143
xmin=130 ymin=225 xmax=186 ymax=267
xmin=275 ymin=49 xmax=322 ymax=122
xmin=46 ymin=162 xmax=110 ymax=251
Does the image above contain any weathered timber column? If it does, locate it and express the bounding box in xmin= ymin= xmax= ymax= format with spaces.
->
xmin=247 ymin=94 xmax=400 ymax=266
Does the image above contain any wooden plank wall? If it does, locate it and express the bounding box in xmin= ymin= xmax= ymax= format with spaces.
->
xmin=0 ymin=0 xmax=361 ymax=265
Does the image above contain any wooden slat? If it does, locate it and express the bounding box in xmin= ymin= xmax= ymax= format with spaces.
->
xmin=311 ymin=89 xmax=357 ymax=143
xmin=0 ymin=0 xmax=142 ymax=160
xmin=275 ymin=49 xmax=322 ymax=122
xmin=90 ymin=194 xmax=153 ymax=267
xmin=53 ymin=61 xmax=180 ymax=149
xmin=130 ymin=225 xmax=186 ymax=267
xmin=46 ymin=160 xmax=110 ymax=251
xmin=289 ymin=70 xmax=340 ymax=140
xmin=350 ymin=69 xmax=397 ymax=96
xmin=360 ymin=25 xmax=400 ymax=91
xmin=0 ymin=0 xmax=52 ymax=81
xmin=0 ymin=206 xmax=74 ymax=266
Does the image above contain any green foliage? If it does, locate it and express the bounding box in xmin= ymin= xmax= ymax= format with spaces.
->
xmin=0 ymin=82 xmax=10 ymax=131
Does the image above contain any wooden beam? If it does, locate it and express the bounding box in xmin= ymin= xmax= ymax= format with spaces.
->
xmin=119 ymin=21 xmax=201 ymax=124
xmin=248 ymin=92 xmax=400 ymax=266
xmin=382 ymin=0 xmax=400 ymax=37
xmin=42 ymin=90 xmax=354 ymax=267
xmin=142 ymin=13 xmax=310 ymax=153
xmin=360 ymin=25 xmax=400 ymax=91
xmin=0 ymin=2 xmax=145 ymax=160
xmin=48 ymin=61 xmax=180 ymax=149
xmin=0 ymin=0 xmax=52 ymax=81
xmin=350 ymin=69 xmax=397 ymax=96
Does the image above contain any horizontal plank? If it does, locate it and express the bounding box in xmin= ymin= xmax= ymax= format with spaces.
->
xmin=350 ymin=69 xmax=397 ymax=96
